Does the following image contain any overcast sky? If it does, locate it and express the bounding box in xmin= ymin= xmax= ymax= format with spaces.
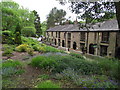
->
xmin=12 ymin=0 xmax=78 ymax=23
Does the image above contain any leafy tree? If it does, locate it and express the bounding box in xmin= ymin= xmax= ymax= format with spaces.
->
xmin=59 ymin=1 xmax=120 ymax=29
xmin=1 ymin=1 xmax=35 ymax=32
xmin=32 ymin=10 xmax=42 ymax=36
xmin=47 ymin=7 xmax=66 ymax=28
xmin=41 ymin=21 xmax=47 ymax=36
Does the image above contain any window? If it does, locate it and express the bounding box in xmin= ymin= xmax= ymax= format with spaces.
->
xmin=58 ymin=39 xmax=60 ymax=46
xmin=80 ymin=43 xmax=85 ymax=51
xmin=58 ymin=32 xmax=60 ymax=38
xmin=101 ymin=32 xmax=109 ymax=43
xmin=100 ymin=45 xmax=108 ymax=56
xmin=51 ymin=32 xmax=53 ymax=36
xmin=68 ymin=33 xmax=71 ymax=40
xmin=68 ymin=41 xmax=71 ymax=48
xmin=64 ymin=32 xmax=66 ymax=38
xmin=80 ymin=32 xmax=85 ymax=41
xmin=56 ymin=32 xmax=57 ymax=37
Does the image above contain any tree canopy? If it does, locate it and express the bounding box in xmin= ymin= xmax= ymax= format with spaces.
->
xmin=71 ymin=2 xmax=115 ymax=24
xmin=33 ymin=10 xmax=42 ymax=37
xmin=47 ymin=7 xmax=66 ymax=28
xmin=1 ymin=1 xmax=35 ymax=31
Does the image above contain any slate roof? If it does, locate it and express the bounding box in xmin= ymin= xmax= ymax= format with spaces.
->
xmin=46 ymin=19 xmax=119 ymax=32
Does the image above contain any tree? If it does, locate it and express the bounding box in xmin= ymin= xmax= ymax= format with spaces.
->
xmin=33 ymin=10 xmax=42 ymax=36
xmin=1 ymin=1 xmax=35 ymax=32
xmin=70 ymin=2 xmax=116 ymax=24
xmin=41 ymin=21 xmax=47 ymax=36
xmin=47 ymin=7 xmax=66 ymax=28
xmin=59 ymin=1 xmax=120 ymax=29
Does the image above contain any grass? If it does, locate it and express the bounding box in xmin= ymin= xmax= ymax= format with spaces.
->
xmin=36 ymin=80 xmax=60 ymax=88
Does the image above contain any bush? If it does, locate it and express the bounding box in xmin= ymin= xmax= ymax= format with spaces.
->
xmin=27 ymin=48 xmax=34 ymax=56
xmin=74 ymin=75 xmax=118 ymax=88
xmin=96 ymin=58 xmax=119 ymax=79
xmin=2 ymin=44 xmax=16 ymax=51
xmin=38 ymin=74 xmax=49 ymax=80
xmin=69 ymin=53 xmax=85 ymax=59
xmin=2 ymin=59 xmax=24 ymax=76
xmin=2 ymin=49 xmax=13 ymax=57
xmin=2 ymin=44 xmax=15 ymax=57
xmin=31 ymin=55 xmax=58 ymax=70
xmin=15 ymin=44 xmax=29 ymax=52
xmin=2 ymin=30 xmax=15 ymax=44
xmin=43 ymin=46 xmax=61 ymax=53
xmin=31 ymin=54 xmax=101 ymax=75
xmin=21 ymin=27 xmax=36 ymax=37
xmin=36 ymin=80 xmax=60 ymax=88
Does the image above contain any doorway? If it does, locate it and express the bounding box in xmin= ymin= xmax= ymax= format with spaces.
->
xmin=62 ymin=40 xmax=65 ymax=47
xmin=73 ymin=42 xmax=77 ymax=50
xmin=89 ymin=43 xmax=94 ymax=54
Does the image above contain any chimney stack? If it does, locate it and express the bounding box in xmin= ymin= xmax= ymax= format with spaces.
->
xmin=74 ymin=17 xmax=78 ymax=24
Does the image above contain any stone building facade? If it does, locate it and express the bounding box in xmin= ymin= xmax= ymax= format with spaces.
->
xmin=46 ymin=19 xmax=120 ymax=58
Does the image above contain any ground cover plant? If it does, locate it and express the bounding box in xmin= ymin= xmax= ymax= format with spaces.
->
xmin=30 ymin=52 xmax=119 ymax=88
xmin=36 ymin=80 xmax=60 ymax=88
xmin=2 ymin=59 xmax=24 ymax=77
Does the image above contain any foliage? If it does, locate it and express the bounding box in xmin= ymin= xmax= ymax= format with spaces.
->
xmin=2 ymin=30 xmax=15 ymax=44
xmin=33 ymin=10 xmax=42 ymax=36
xmin=15 ymin=44 xmax=29 ymax=52
xmin=74 ymin=75 xmax=118 ymax=88
xmin=21 ymin=36 xmax=39 ymax=46
xmin=41 ymin=21 xmax=47 ymax=36
xmin=38 ymin=74 xmax=49 ymax=80
xmin=2 ymin=49 xmax=13 ymax=57
xmin=31 ymin=54 xmax=101 ymax=75
xmin=2 ymin=1 xmax=35 ymax=31
xmin=2 ymin=44 xmax=16 ymax=57
xmin=27 ymin=48 xmax=34 ymax=56
xmin=69 ymin=53 xmax=85 ymax=59
xmin=21 ymin=26 xmax=36 ymax=37
xmin=47 ymin=7 xmax=66 ymax=28
xmin=14 ymin=23 xmax=22 ymax=45
xmin=31 ymin=56 xmax=58 ymax=70
xmin=43 ymin=45 xmax=62 ymax=53
xmin=2 ymin=59 xmax=24 ymax=77
xmin=69 ymin=2 xmax=115 ymax=24
xmin=96 ymin=58 xmax=119 ymax=79
xmin=36 ymin=80 xmax=60 ymax=88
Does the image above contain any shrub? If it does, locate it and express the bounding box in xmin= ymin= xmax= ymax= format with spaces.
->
xmin=2 ymin=44 xmax=16 ymax=51
xmin=74 ymin=75 xmax=118 ymax=88
xmin=2 ymin=59 xmax=24 ymax=76
xmin=69 ymin=53 xmax=85 ymax=59
xmin=21 ymin=26 xmax=36 ymax=37
xmin=43 ymin=46 xmax=61 ymax=53
xmin=31 ymin=56 xmax=58 ymax=70
xmin=38 ymin=74 xmax=49 ymax=80
xmin=2 ymin=30 xmax=14 ymax=44
xmin=2 ymin=49 xmax=13 ymax=57
xmin=96 ymin=58 xmax=119 ymax=79
xmin=27 ymin=48 xmax=34 ymax=56
xmin=15 ymin=44 xmax=29 ymax=52
xmin=38 ymin=47 xmax=46 ymax=53
xmin=36 ymin=80 xmax=60 ymax=88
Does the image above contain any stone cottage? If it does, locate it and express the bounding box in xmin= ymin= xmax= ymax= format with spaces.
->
xmin=45 ymin=19 xmax=120 ymax=58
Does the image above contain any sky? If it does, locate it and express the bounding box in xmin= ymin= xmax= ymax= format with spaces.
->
xmin=12 ymin=0 xmax=78 ymax=23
